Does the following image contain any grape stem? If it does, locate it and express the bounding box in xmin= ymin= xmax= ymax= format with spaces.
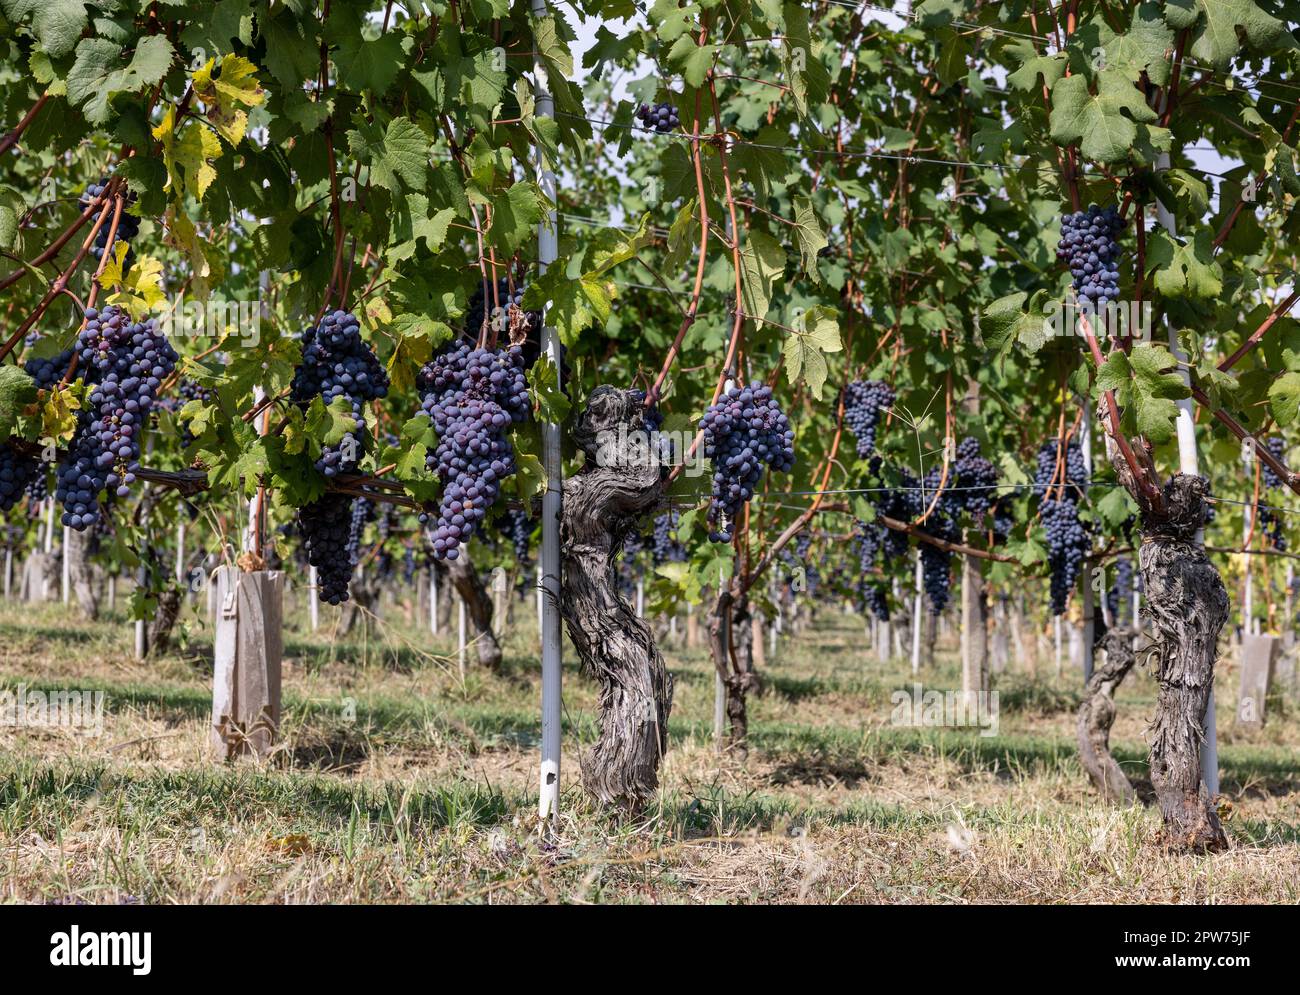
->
xmin=0 ymin=93 xmax=49 ymax=158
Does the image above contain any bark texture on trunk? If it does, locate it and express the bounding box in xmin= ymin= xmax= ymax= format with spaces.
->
xmin=147 ymin=589 xmax=182 ymax=655
xmin=709 ymin=590 xmax=761 ymax=755
xmin=445 ymin=551 xmax=502 ymax=669
xmin=560 ymin=386 xmax=673 ymax=814
xmin=1077 ymin=626 xmax=1138 ymax=804
xmin=66 ymin=525 xmax=99 ymax=621
xmin=1107 ymin=428 xmax=1228 ymax=851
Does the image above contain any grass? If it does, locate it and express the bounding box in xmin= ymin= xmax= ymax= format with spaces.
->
xmin=2 ymin=591 xmax=1299 ymax=904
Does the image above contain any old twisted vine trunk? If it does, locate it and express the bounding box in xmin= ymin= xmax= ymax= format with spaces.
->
xmin=709 ymin=588 xmax=761 ymax=755
xmin=1077 ymin=626 xmax=1138 ymax=805
xmin=445 ymin=549 xmax=502 ymax=670
xmin=561 ymin=386 xmax=673 ymax=814
xmin=1106 ymin=421 xmax=1228 ymax=851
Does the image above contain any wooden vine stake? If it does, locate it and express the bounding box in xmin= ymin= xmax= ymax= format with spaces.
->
xmin=209 ymin=288 xmax=284 ymax=760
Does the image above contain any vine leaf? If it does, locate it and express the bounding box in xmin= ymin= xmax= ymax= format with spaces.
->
xmin=740 ymin=229 xmax=786 ymax=321
xmin=782 ymin=305 xmax=841 ymax=400
xmin=382 ymin=414 xmax=439 ymax=503
xmin=0 ymin=0 xmax=88 ymax=59
xmin=347 ymin=119 xmax=429 ymax=194
xmin=1096 ymin=344 xmax=1190 ymax=443
xmin=1097 ymin=2 xmax=1174 ymax=86
xmin=1163 ymin=0 xmax=1294 ymax=69
xmin=192 ymin=55 xmax=265 ymax=146
xmin=154 ymin=105 xmax=222 ymax=203
xmin=1268 ymin=371 xmax=1300 ymax=427
xmin=1049 ymin=69 xmax=1169 ymax=163
xmin=792 ymin=199 xmax=828 ymax=280
xmin=100 ymin=246 xmax=166 ymax=319
xmin=0 ymin=366 xmax=38 ymax=439
xmin=1145 ymin=228 xmax=1223 ymax=300
xmin=527 ymin=356 xmax=572 ymax=424
xmin=66 ymin=34 xmax=175 ymax=125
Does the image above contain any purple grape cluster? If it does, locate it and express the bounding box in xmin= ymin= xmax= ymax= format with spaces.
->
xmin=1057 ymin=204 xmax=1124 ymax=309
xmin=701 ymin=382 xmax=795 ymax=542
xmin=852 ymin=519 xmax=889 ymax=620
xmin=1258 ymin=505 xmax=1286 ymax=551
xmin=636 ymin=102 xmax=680 ymax=133
xmin=1260 ymin=436 xmax=1286 ymax=489
xmin=291 ymin=311 xmax=389 ymax=478
xmin=651 ymin=511 xmax=686 ymax=563
xmin=1107 ymin=556 xmax=1134 ymax=626
xmin=0 ymin=337 xmax=74 ymax=511
xmin=80 ymin=178 xmax=140 ymax=266
xmin=0 ymin=445 xmax=42 ymax=513
xmin=953 ymin=436 xmax=999 ymax=519
xmin=1032 ymin=438 xmax=1091 ymax=615
xmin=1032 ymin=439 xmax=1087 ymax=501
xmin=844 ymin=380 xmax=895 ymax=457
xmin=417 ymin=342 xmax=530 ymax=560
xmin=494 ymin=507 xmax=534 ymax=564
xmin=24 ymin=336 xmax=74 ymax=390
xmin=1041 ymin=496 xmax=1091 ymax=615
xmin=465 ymin=277 xmax=541 ymax=343
xmin=54 ymin=306 xmax=177 ymax=530
xmin=300 ymin=492 xmax=356 ymax=604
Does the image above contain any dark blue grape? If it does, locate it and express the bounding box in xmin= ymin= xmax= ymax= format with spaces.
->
xmin=701 ymin=381 xmax=795 ymax=542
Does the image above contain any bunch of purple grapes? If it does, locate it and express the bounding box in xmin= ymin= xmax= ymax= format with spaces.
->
xmin=1057 ymin=204 xmax=1124 ymax=309
xmin=55 ymin=306 xmax=177 ymax=530
xmin=953 ymin=436 xmax=999 ymax=519
xmin=0 ymin=336 xmax=74 ymax=511
xmin=80 ymin=178 xmax=140 ymax=266
xmin=417 ymin=342 xmax=530 ymax=560
xmin=465 ymin=277 xmax=541 ymax=343
xmin=651 ymin=511 xmax=686 ymax=563
xmin=300 ymin=493 xmax=356 ymax=605
xmin=1261 ymin=436 xmax=1287 ymax=489
xmin=1041 ymin=496 xmax=1092 ymax=614
xmin=700 ymin=382 xmax=795 ymax=542
xmin=1032 ymin=439 xmax=1087 ymax=501
xmin=636 ymin=102 xmax=679 ymax=133
xmin=494 ymin=507 xmax=534 ymax=564
xmin=843 ymin=380 xmax=895 ymax=457
xmin=291 ymin=311 xmax=389 ymax=478
xmin=852 ymin=519 xmax=889 ymax=620
xmin=1258 ymin=505 xmax=1286 ymax=551
xmin=1032 ymin=438 xmax=1092 ymax=615
xmin=1107 ymin=557 xmax=1134 ymax=626
xmin=0 ymin=446 xmax=42 ymax=513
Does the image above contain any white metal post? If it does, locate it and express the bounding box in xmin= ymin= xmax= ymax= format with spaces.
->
xmin=61 ymin=525 xmax=70 ymax=604
xmin=309 ymin=564 xmax=320 ymax=631
xmin=911 ymin=548 xmax=923 ymax=674
xmin=1079 ymin=404 xmax=1094 ymax=681
xmin=533 ymin=3 xmax=564 ymax=826
xmin=175 ymin=521 xmax=186 ymax=584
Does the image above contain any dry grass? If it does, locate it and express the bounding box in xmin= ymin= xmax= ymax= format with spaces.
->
xmin=2 ymin=592 xmax=1299 ymax=904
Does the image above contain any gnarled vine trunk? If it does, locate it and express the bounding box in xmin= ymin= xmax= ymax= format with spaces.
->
xmin=147 ymin=589 xmax=182 ymax=655
xmin=709 ymin=588 xmax=762 ymax=755
xmin=1107 ymin=427 xmax=1229 ymax=851
xmin=560 ymin=386 xmax=673 ymax=814
xmin=1077 ymin=626 xmax=1138 ymax=804
xmin=66 ymin=525 xmax=99 ymax=621
xmin=445 ymin=550 xmax=502 ymax=670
